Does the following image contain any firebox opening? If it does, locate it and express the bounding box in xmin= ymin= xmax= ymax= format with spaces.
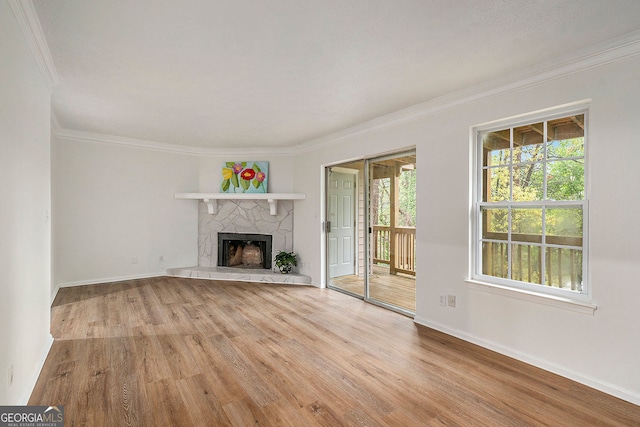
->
xmin=218 ymin=233 xmax=272 ymax=269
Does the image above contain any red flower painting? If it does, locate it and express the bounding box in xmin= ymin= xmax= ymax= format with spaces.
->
xmin=221 ymin=161 xmax=268 ymax=193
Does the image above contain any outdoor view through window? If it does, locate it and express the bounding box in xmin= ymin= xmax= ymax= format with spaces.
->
xmin=477 ymin=113 xmax=585 ymax=293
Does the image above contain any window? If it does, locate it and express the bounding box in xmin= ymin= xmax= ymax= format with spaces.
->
xmin=472 ymin=107 xmax=588 ymax=298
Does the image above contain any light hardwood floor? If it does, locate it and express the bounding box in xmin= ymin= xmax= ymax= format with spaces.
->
xmin=30 ymin=277 xmax=639 ymax=426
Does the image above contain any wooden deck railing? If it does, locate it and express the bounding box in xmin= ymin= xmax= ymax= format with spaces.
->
xmin=482 ymin=233 xmax=582 ymax=291
xmin=372 ymin=226 xmax=416 ymax=276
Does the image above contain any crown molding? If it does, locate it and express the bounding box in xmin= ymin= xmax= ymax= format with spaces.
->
xmin=54 ymin=127 xmax=295 ymax=156
xmin=55 ymin=128 xmax=213 ymax=155
xmin=291 ymin=29 xmax=640 ymax=154
xmin=8 ymin=0 xmax=60 ymax=91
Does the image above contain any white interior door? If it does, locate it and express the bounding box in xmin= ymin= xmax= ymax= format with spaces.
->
xmin=328 ymin=170 xmax=356 ymax=278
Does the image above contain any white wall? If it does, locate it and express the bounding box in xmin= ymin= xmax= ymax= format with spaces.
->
xmin=52 ymin=137 xmax=200 ymax=288
xmin=52 ymin=142 xmax=298 ymax=288
xmin=293 ymin=55 xmax=640 ymax=404
xmin=0 ymin=2 xmax=53 ymax=404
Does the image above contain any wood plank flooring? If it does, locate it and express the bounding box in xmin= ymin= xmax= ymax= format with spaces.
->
xmin=30 ymin=277 xmax=639 ymax=426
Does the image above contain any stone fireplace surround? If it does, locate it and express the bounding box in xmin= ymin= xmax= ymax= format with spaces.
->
xmin=200 ymin=199 xmax=291 ymax=267
xmin=167 ymin=199 xmax=311 ymax=285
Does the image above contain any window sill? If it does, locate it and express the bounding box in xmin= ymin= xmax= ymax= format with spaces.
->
xmin=465 ymin=279 xmax=597 ymax=315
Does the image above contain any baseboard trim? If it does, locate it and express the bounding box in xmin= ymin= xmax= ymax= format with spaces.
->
xmin=50 ymin=285 xmax=60 ymax=305
xmin=19 ymin=334 xmax=54 ymax=405
xmin=413 ymin=315 xmax=640 ymax=406
xmin=55 ymin=272 xmax=167 ymax=292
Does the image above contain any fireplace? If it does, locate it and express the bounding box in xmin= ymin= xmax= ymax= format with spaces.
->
xmin=217 ymin=233 xmax=272 ymax=269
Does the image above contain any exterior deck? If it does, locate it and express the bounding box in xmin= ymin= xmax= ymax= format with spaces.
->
xmin=330 ymin=264 xmax=416 ymax=313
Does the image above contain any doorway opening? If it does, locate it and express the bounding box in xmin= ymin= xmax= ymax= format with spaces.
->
xmin=326 ymin=150 xmax=416 ymax=315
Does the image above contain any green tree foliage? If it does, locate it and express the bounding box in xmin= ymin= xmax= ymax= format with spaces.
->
xmin=486 ymin=137 xmax=584 ymax=237
xmin=372 ymin=178 xmax=390 ymax=226
xmin=372 ymin=168 xmax=416 ymax=228
xmin=398 ymin=169 xmax=416 ymax=227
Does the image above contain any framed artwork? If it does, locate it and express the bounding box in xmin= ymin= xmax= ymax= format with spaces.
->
xmin=221 ymin=161 xmax=269 ymax=193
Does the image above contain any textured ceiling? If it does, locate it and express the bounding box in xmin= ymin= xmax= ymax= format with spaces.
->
xmin=33 ymin=0 xmax=640 ymax=149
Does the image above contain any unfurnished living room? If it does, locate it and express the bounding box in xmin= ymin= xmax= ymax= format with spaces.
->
xmin=2 ymin=1 xmax=640 ymax=425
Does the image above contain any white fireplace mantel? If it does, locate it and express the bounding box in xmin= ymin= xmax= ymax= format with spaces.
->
xmin=175 ymin=192 xmax=306 ymax=215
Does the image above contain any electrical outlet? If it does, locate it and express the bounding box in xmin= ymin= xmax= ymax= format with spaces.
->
xmin=447 ymin=295 xmax=456 ymax=308
xmin=8 ymin=364 xmax=14 ymax=387
xmin=131 ymin=257 xmax=138 ymax=264
xmin=159 ymin=255 xmax=164 ymax=263
xmin=439 ymin=295 xmax=447 ymax=306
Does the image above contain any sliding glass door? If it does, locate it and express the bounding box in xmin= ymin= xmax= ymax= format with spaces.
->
xmin=367 ymin=152 xmax=416 ymax=313
xmin=326 ymin=151 xmax=416 ymax=315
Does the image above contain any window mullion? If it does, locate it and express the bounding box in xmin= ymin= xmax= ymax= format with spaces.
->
xmin=541 ymin=120 xmax=548 ymax=286
xmin=541 ymin=207 xmax=547 ymax=286
xmin=507 ymin=127 xmax=514 ymax=280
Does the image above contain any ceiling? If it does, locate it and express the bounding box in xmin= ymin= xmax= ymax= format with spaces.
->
xmin=32 ymin=0 xmax=640 ymax=150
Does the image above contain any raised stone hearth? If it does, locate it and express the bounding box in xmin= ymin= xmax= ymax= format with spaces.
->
xmin=166 ymin=266 xmax=311 ymax=285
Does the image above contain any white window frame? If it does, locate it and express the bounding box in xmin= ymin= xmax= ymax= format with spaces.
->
xmin=470 ymin=102 xmax=591 ymax=303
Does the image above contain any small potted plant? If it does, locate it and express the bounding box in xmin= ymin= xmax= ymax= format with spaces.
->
xmin=274 ymin=250 xmax=297 ymax=274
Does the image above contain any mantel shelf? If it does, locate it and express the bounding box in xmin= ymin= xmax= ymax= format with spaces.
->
xmin=175 ymin=192 xmax=306 ymax=215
